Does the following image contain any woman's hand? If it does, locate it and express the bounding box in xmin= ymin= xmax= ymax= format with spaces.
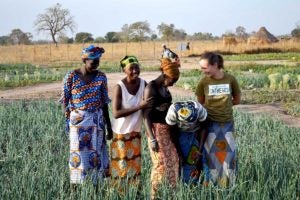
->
xmin=140 ymin=97 xmax=154 ymax=109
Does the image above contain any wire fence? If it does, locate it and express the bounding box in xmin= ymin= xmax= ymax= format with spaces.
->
xmin=0 ymin=40 xmax=298 ymax=64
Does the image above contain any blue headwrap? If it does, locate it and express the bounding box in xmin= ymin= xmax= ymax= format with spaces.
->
xmin=81 ymin=45 xmax=105 ymax=60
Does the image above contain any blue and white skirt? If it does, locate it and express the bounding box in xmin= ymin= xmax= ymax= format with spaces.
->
xmin=68 ymin=109 xmax=109 ymax=184
xmin=203 ymin=121 xmax=237 ymax=187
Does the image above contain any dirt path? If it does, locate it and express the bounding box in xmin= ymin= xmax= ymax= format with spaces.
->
xmin=1 ymin=70 xmax=300 ymax=128
xmin=0 ymin=71 xmax=190 ymax=100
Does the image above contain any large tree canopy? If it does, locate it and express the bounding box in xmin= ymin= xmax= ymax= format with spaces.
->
xmin=0 ymin=36 xmax=10 ymax=45
xmin=104 ymin=32 xmax=120 ymax=43
xmin=157 ymin=23 xmax=175 ymax=41
xmin=75 ymin=32 xmax=94 ymax=43
xmin=9 ymin=29 xmax=32 ymax=45
xmin=235 ymin=26 xmax=249 ymax=40
xmin=192 ymin=32 xmax=216 ymax=40
xmin=128 ymin=21 xmax=151 ymax=42
xmin=291 ymin=28 xmax=300 ymax=39
xmin=291 ymin=22 xmax=300 ymax=39
xmin=34 ymin=3 xmax=76 ymax=46
xmin=157 ymin=23 xmax=188 ymax=41
xmin=120 ymin=24 xmax=130 ymax=42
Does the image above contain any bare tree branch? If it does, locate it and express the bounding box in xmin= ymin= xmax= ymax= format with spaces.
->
xmin=34 ymin=3 xmax=76 ymax=46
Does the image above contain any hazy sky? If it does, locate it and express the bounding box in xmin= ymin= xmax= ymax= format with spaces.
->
xmin=1 ymin=0 xmax=300 ymax=40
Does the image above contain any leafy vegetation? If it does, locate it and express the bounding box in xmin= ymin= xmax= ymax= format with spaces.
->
xmin=224 ymin=52 xmax=300 ymax=61
xmin=0 ymin=100 xmax=298 ymax=199
xmin=0 ymin=63 xmax=159 ymax=89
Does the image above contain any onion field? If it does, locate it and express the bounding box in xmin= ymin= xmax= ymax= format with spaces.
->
xmin=0 ymin=100 xmax=298 ymax=199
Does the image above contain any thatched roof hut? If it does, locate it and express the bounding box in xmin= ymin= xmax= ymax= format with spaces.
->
xmin=248 ymin=27 xmax=279 ymax=44
xmin=222 ymin=36 xmax=238 ymax=46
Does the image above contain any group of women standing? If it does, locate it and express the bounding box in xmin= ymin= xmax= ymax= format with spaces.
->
xmin=62 ymin=45 xmax=241 ymax=198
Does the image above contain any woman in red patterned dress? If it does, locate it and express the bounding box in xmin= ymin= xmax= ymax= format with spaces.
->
xmin=143 ymin=58 xmax=180 ymax=199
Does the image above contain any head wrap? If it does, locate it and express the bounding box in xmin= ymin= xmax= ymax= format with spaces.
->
xmin=160 ymin=58 xmax=180 ymax=79
xmin=81 ymin=45 xmax=105 ymax=60
xmin=120 ymin=55 xmax=139 ymax=69
xmin=176 ymin=101 xmax=198 ymax=122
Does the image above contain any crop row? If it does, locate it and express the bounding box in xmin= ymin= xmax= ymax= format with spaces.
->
xmin=0 ymin=100 xmax=298 ymax=199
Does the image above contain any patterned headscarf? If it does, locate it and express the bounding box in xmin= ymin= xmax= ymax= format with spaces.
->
xmin=120 ymin=55 xmax=139 ymax=69
xmin=81 ymin=45 xmax=105 ymax=60
xmin=176 ymin=101 xmax=198 ymax=122
xmin=160 ymin=58 xmax=180 ymax=79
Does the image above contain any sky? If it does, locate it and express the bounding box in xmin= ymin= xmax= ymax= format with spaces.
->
xmin=1 ymin=0 xmax=300 ymax=40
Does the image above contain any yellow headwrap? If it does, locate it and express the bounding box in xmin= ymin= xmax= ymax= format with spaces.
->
xmin=120 ymin=55 xmax=139 ymax=69
xmin=160 ymin=58 xmax=180 ymax=79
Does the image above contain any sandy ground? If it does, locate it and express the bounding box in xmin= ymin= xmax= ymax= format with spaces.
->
xmin=1 ymin=68 xmax=300 ymax=128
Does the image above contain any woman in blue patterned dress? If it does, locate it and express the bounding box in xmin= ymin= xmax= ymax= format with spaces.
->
xmin=165 ymin=100 xmax=207 ymax=184
xmin=62 ymin=45 xmax=112 ymax=185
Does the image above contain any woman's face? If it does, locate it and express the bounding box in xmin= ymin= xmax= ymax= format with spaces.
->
xmin=199 ymin=59 xmax=218 ymax=77
xmin=163 ymin=74 xmax=178 ymax=87
xmin=85 ymin=58 xmax=100 ymax=73
xmin=124 ymin=63 xmax=140 ymax=80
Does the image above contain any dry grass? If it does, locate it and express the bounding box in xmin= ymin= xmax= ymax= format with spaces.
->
xmin=0 ymin=40 xmax=299 ymax=64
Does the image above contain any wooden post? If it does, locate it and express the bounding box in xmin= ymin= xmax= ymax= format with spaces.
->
xmin=49 ymin=43 xmax=52 ymax=63
xmin=153 ymin=41 xmax=156 ymax=60
xmin=33 ymin=45 xmax=36 ymax=63
xmin=111 ymin=43 xmax=114 ymax=60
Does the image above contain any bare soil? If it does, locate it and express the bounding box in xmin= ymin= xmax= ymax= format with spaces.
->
xmin=1 ymin=61 xmax=300 ymax=128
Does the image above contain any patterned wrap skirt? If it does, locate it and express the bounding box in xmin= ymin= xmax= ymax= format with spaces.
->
xmin=203 ymin=121 xmax=237 ymax=187
xmin=178 ymin=130 xmax=203 ymax=183
xmin=69 ymin=109 xmax=109 ymax=184
xmin=147 ymin=123 xmax=179 ymax=198
xmin=110 ymin=132 xmax=141 ymax=179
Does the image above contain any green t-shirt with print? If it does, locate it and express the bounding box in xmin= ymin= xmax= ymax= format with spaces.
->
xmin=195 ymin=72 xmax=241 ymax=123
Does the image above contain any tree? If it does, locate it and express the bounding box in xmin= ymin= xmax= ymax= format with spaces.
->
xmin=173 ymin=29 xmax=187 ymax=40
xmin=291 ymin=28 xmax=300 ymax=39
xmin=291 ymin=21 xmax=300 ymax=39
xmin=150 ymin=34 xmax=158 ymax=41
xmin=34 ymin=3 xmax=76 ymax=46
xmin=75 ymin=32 xmax=94 ymax=43
xmin=222 ymin=31 xmax=236 ymax=37
xmin=58 ymin=34 xmax=73 ymax=44
xmin=9 ymin=29 xmax=32 ymax=45
xmin=0 ymin=36 xmax=10 ymax=45
xmin=120 ymin=24 xmax=130 ymax=42
xmin=157 ymin=23 xmax=175 ymax=41
xmin=94 ymin=36 xmax=106 ymax=43
xmin=192 ymin=32 xmax=216 ymax=40
xmin=128 ymin=21 xmax=151 ymax=42
xmin=235 ymin=26 xmax=248 ymax=40
xmin=104 ymin=32 xmax=120 ymax=43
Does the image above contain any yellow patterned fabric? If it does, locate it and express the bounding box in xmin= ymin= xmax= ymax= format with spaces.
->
xmin=110 ymin=132 xmax=141 ymax=179
xmin=120 ymin=55 xmax=139 ymax=69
